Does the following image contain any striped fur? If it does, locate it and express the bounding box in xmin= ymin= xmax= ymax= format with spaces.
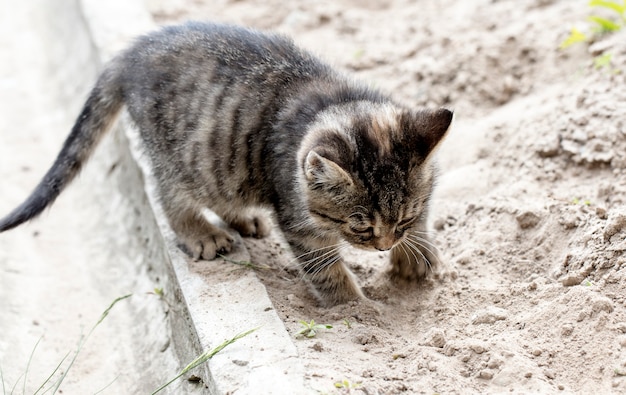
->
xmin=0 ymin=22 xmax=452 ymax=306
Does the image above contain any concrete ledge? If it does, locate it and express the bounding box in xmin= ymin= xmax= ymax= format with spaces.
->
xmin=80 ymin=0 xmax=307 ymax=393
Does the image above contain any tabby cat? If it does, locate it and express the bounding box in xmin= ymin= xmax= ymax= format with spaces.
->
xmin=0 ymin=22 xmax=452 ymax=306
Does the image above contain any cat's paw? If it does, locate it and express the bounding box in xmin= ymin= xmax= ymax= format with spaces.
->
xmin=177 ymin=226 xmax=234 ymax=261
xmin=308 ymin=262 xmax=365 ymax=306
xmin=228 ymin=215 xmax=270 ymax=238
xmin=389 ymin=243 xmax=440 ymax=282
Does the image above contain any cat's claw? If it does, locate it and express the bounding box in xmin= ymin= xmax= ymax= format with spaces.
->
xmin=229 ymin=215 xmax=270 ymax=238
xmin=167 ymin=209 xmax=235 ymax=261
xmin=183 ymin=230 xmax=234 ymax=261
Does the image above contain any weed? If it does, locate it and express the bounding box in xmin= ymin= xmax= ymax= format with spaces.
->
xmin=1 ymin=294 xmax=131 ymax=395
xmin=295 ymin=320 xmax=332 ymax=338
xmin=217 ymin=254 xmax=270 ymax=270
xmin=561 ymin=0 xmax=626 ymax=49
xmin=571 ymin=197 xmax=592 ymax=206
xmin=151 ymin=327 xmax=259 ymax=394
xmin=353 ymin=49 xmax=365 ymax=59
xmin=592 ymin=52 xmax=622 ymax=73
xmin=334 ymin=379 xmax=361 ymax=389
xmin=560 ymin=27 xmax=587 ymax=49
xmin=594 ymin=52 xmax=613 ymax=68
xmin=341 ymin=318 xmax=352 ymax=329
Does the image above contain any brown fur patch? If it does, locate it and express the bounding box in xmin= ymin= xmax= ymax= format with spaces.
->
xmin=367 ymin=105 xmax=399 ymax=158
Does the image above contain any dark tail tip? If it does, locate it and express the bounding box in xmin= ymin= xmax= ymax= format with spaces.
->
xmin=0 ymin=187 xmax=57 ymax=232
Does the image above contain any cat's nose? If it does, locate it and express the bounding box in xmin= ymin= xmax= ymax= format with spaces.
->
xmin=374 ymin=236 xmax=394 ymax=251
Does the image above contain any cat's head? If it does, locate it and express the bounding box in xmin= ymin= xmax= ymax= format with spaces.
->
xmin=299 ymin=104 xmax=452 ymax=251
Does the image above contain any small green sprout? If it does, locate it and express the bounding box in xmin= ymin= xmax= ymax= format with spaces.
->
xmin=560 ymin=0 xmax=626 ymax=48
xmin=353 ymin=48 xmax=365 ymax=59
xmin=296 ymin=319 xmax=332 ymax=338
xmin=342 ymin=318 xmax=352 ymax=329
xmin=560 ymin=27 xmax=587 ymax=49
xmin=334 ymin=379 xmax=361 ymax=389
xmin=217 ymin=254 xmax=270 ymax=270
xmin=571 ymin=197 xmax=592 ymax=206
xmin=589 ymin=0 xmax=626 ymax=33
xmin=594 ymin=52 xmax=613 ymax=69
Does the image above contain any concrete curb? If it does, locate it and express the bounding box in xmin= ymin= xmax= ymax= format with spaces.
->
xmin=79 ymin=1 xmax=307 ymax=393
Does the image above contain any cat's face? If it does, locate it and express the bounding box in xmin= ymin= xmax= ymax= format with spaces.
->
xmin=303 ymin=149 xmax=435 ymax=251
xmin=300 ymin=106 xmax=452 ymax=251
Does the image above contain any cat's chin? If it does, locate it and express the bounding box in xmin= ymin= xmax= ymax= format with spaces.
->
xmin=349 ymin=244 xmax=388 ymax=253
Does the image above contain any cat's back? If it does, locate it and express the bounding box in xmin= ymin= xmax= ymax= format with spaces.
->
xmin=121 ymin=21 xmax=331 ymax=84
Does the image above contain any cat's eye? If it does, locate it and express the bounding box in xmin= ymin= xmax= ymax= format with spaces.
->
xmin=397 ymin=216 xmax=416 ymax=228
xmin=350 ymin=225 xmax=373 ymax=235
xmin=350 ymin=226 xmax=373 ymax=241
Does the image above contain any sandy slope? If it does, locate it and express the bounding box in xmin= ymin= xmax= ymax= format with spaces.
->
xmin=151 ymin=0 xmax=626 ymax=393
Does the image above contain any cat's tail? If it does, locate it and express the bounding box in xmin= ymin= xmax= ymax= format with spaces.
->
xmin=0 ymin=65 xmax=124 ymax=232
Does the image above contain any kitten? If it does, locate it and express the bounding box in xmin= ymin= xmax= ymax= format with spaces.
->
xmin=0 ymin=22 xmax=452 ymax=306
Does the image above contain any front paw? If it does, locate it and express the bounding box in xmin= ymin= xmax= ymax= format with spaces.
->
xmin=389 ymin=241 xmax=440 ymax=281
xmin=307 ymin=262 xmax=365 ymax=307
xmin=228 ymin=215 xmax=271 ymax=238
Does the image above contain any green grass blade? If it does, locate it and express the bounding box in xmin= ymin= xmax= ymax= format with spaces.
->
xmin=588 ymin=15 xmax=622 ymax=32
xmin=48 ymin=333 xmax=85 ymax=394
xmin=560 ymin=27 xmax=587 ymax=49
xmin=50 ymin=294 xmax=132 ymax=395
xmin=31 ymin=353 xmax=69 ymax=395
xmin=151 ymin=327 xmax=260 ymax=395
xmin=92 ymin=374 xmax=119 ymax=395
xmin=94 ymin=294 xmax=132 ymax=327
xmin=589 ymin=0 xmax=626 ymax=14
xmin=217 ymin=254 xmax=270 ymax=270
xmin=9 ymin=372 xmax=23 ymax=395
xmin=22 ymin=336 xmax=43 ymax=395
xmin=1 ymin=364 xmax=6 ymax=395
xmin=594 ymin=52 xmax=613 ymax=68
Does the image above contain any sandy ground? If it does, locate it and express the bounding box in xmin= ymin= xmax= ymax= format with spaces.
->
xmin=149 ymin=0 xmax=626 ymax=393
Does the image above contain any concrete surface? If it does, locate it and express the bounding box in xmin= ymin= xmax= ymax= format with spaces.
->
xmin=0 ymin=0 xmax=182 ymax=393
xmin=1 ymin=0 xmax=305 ymax=393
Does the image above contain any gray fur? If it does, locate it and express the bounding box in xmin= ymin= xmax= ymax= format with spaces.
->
xmin=0 ymin=22 xmax=452 ymax=306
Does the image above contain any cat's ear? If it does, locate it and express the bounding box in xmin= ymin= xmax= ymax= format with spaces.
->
xmin=304 ymin=151 xmax=353 ymax=188
xmin=416 ymin=108 xmax=453 ymax=156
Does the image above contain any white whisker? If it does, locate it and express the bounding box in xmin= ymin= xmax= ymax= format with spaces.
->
xmin=406 ymin=234 xmax=440 ymax=253
xmin=401 ymin=239 xmax=422 ymax=267
xmin=404 ymin=239 xmax=431 ymax=270
xmin=403 ymin=237 xmax=441 ymax=270
xmin=398 ymin=242 xmax=411 ymax=264
xmin=278 ymin=240 xmax=351 ymax=283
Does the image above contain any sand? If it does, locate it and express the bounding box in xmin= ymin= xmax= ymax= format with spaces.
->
xmin=149 ymin=0 xmax=626 ymax=393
